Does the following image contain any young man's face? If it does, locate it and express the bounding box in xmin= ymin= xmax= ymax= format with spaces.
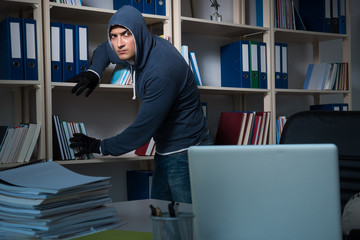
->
xmin=109 ymin=26 xmax=136 ymax=62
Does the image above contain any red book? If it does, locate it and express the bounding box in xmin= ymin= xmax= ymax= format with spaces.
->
xmin=135 ymin=138 xmax=155 ymax=156
xmin=215 ymin=112 xmax=245 ymax=145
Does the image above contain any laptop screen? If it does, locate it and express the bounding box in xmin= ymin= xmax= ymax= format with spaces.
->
xmin=188 ymin=144 xmax=342 ymax=240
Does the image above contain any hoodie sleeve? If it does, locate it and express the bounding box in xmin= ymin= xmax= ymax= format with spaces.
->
xmin=89 ymin=41 xmax=126 ymax=79
xmin=100 ymin=76 xmax=178 ymax=156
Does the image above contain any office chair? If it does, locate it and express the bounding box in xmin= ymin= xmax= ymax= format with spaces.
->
xmin=279 ymin=110 xmax=360 ymax=211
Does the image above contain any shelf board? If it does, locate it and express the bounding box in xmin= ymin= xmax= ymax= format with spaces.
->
xmin=274 ymin=28 xmax=348 ymax=43
xmin=51 ymin=82 xmax=134 ymax=92
xmin=198 ymin=85 xmax=269 ymax=95
xmin=56 ymin=154 xmax=153 ymax=165
xmin=0 ymin=0 xmax=38 ymax=16
xmin=0 ymin=80 xmax=40 ymax=88
xmin=51 ymin=82 xmax=270 ymax=95
xmin=275 ymin=89 xmax=350 ymax=95
xmin=180 ymin=16 xmax=268 ymax=38
xmin=48 ymin=2 xmax=169 ymax=26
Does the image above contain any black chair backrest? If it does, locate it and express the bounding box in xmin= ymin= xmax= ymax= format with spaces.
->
xmin=280 ymin=111 xmax=360 ymax=157
xmin=280 ymin=111 xmax=360 ymax=211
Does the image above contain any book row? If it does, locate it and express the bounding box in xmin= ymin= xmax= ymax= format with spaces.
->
xmin=215 ymin=111 xmax=271 ymax=146
xmin=276 ymin=0 xmax=347 ymax=34
xmin=0 ymin=17 xmax=38 ymax=80
xmin=303 ymin=62 xmax=349 ymax=91
xmin=50 ymin=22 xmax=89 ymax=82
xmin=181 ymin=45 xmax=203 ymax=86
xmin=0 ymin=124 xmax=41 ymax=164
xmin=53 ymin=115 xmax=93 ymax=160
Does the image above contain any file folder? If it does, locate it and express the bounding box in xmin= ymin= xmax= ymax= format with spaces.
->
xmin=22 ymin=19 xmax=38 ymax=80
xmin=331 ymin=0 xmax=339 ymax=33
xmin=280 ymin=42 xmax=288 ymax=89
xmin=258 ymin=42 xmax=267 ymax=89
xmin=143 ymin=0 xmax=155 ymax=14
xmin=339 ymin=0 xmax=346 ymax=34
xmin=155 ymin=0 xmax=166 ymax=16
xmin=62 ymin=23 xmax=76 ymax=81
xmin=274 ymin=42 xmax=281 ymax=88
xmin=113 ymin=0 xmax=142 ymax=13
xmin=256 ymin=0 xmax=263 ymax=27
xmin=50 ymin=22 xmax=62 ymax=82
xmin=299 ymin=0 xmax=332 ymax=33
xmin=0 ymin=17 xmax=24 ymax=80
xmin=220 ymin=40 xmax=250 ymax=88
xmin=249 ymin=41 xmax=259 ymax=88
xmin=74 ymin=25 xmax=89 ymax=75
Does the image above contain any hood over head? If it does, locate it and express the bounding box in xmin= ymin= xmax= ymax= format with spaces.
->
xmin=107 ymin=5 xmax=153 ymax=70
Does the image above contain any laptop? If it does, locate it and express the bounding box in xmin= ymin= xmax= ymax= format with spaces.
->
xmin=188 ymin=144 xmax=342 ymax=240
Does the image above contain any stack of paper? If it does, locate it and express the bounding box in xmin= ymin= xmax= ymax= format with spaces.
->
xmin=0 ymin=160 xmax=122 ymax=239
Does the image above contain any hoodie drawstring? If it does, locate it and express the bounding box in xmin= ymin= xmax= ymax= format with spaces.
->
xmin=130 ymin=65 xmax=136 ymax=100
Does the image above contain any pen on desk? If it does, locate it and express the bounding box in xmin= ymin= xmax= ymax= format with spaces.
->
xmin=174 ymin=202 xmax=179 ymax=216
xmin=155 ymin=207 xmax=162 ymax=217
xmin=168 ymin=201 xmax=176 ymax=217
xmin=149 ymin=204 xmax=156 ymax=216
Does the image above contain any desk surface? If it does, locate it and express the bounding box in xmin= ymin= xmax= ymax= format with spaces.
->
xmin=108 ymin=199 xmax=193 ymax=232
xmin=71 ymin=199 xmax=193 ymax=240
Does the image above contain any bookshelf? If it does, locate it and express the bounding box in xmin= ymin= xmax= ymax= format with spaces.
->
xmin=0 ymin=0 xmax=352 ymax=163
xmin=173 ymin=0 xmax=351 ymax=144
xmin=0 ymin=0 xmax=46 ymax=164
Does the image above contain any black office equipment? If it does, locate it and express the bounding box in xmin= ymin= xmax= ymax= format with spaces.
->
xmin=280 ymin=110 xmax=360 ymax=210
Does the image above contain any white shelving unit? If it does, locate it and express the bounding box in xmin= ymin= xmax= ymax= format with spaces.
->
xmin=0 ymin=0 xmax=46 ymax=166
xmin=173 ymin=0 xmax=351 ymax=144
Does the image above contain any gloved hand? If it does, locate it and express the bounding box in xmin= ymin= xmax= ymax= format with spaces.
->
xmin=66 ymin=71 xmax=99 ymax=97
xmin=69 ymin=133 xmax=101 ymax=157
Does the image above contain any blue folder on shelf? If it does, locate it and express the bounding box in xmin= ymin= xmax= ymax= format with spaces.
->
xmin=50 ymin=22 xmax=62 ymax=82
xmin=62 ymin=23 xmax=76 ymax=81
xmin=280 ymin=42 xmax=288 ymax=89
xmin=143 ymin=0 xmax=155 ymax=14
xmin=274 ymin=42 xmax=282 ymax=88
xmin=256 ymin=0 xmax=263 ymax=27
xmin=0 ymin=17 xmax=24 ymax=80
xmin=220 ymin=40 xmax=250 ymax=88
xmin=331 ymin=0 xmax=339 ymax=33
xmin=74 ymin=25 xmax=89 ymax=75
xmin=155 ymin=0 xmax=166 ymax=16
xmin=299 ymin=0 xmax=332 ymax=33
xmin=113 ymin=0 xmax=142 ymax=12
xmin=339 ymin=0 xmax=346 ymax=34
xmin=249 ymin=41 xmax=259 ymax=89
xmin=22 ymin=18 xmax=38 ymax=80
xmin=258 ymin=42 xmax=267 ymax=89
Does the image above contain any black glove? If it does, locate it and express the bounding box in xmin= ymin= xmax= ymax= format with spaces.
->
xmin=69 ymin=133 xmax=101 ymax=157
xmin=66 ymin=71 xmax=99 ymax=97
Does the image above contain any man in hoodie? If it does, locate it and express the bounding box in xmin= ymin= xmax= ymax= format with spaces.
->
xmin=67 ymin=5 xmax=212 ymax=203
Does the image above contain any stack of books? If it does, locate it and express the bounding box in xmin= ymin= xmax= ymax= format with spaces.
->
xmin=0 ymin=123 xmax=41 ymax=164
xmin=0 ymin=160 xmax=122 ymax=239
xmin=53 ymin=115 xmax=93 ymax=160
xmin=215 ymin=111 xmax=271 ymax=146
